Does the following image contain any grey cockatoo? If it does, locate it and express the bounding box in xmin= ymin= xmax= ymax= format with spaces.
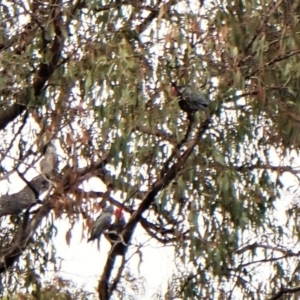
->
xmin=105 ymin=207 xmax=127 ymax=255
xmin=40 ymin=142 xmax=58 ymax=178
xmin=0 ymin=176 xmax=49 ymax=217
xmin=171 ymin=83 xmax=209 ymax=114
xmin=88 ymin=205 xmax=114 ymax=249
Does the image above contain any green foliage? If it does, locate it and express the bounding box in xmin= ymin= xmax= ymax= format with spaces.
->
xmin=1 ymin=0 xmax=300 ymax=299
xmin=2 ymin=277 xmax=93 ymax=300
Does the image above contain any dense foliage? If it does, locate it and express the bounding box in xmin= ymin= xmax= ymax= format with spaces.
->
xmin=1 ymin=0 xmax=300 ymax=299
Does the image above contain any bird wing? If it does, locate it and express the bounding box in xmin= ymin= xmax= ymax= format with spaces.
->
xmin=183 ymin=89 xmax=208 ymax=109
xmin=90 ymin=213 xmax=112 ymax=240
xmin=117 ymin=217 xmax=126 ymax=229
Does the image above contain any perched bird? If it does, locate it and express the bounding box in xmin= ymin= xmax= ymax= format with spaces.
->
xmin=105 ymin=207 xmax=127 ymax=255
xmin=0 ymin=176 xmax=49 ymax=217
xmin=88 ymin=205 xmax=114 ymax=249
xmin=40 ymin=142 xmax=58 ymax=178
xmin=170 ymin=83 xmax=208 ymax=114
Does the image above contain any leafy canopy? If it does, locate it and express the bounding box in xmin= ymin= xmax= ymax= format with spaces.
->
xmin=1 ymin=0 xmax=300 ymax=299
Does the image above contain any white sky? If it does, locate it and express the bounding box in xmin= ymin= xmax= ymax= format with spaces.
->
xmin=0 ymin=168 xmax=177 ymax=298
xmin=53 ymin=217 xmax=175 ymax=299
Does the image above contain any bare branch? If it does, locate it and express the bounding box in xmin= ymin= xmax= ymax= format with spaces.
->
xmin=98 ymin=118 xmax=210 ymax=300
xmin=267 ymin=285 xmax=300 ymax=300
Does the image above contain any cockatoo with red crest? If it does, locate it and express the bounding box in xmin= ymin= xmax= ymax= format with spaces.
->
xmin=105 ymin=207 xmax=127 ymax=255
xmin=171 ymin=83 xmax=208 ymax=114
xmin=88 ymin=205 xmax=114 ymax=249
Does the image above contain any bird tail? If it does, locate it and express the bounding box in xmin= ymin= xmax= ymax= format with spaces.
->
xmin=87 ymin=238 xmax=93 ymax=243
xmin=97 ymin=236 xmax=102 ymax=251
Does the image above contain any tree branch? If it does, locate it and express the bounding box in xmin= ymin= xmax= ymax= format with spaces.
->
xmin=98 ymin=118 xmax=210 ymax=300
xmin=160 ymin=117 xmax=195 ymax=177
xmin=0 ymin=129 xmax=110 ymax=272
xmin=244 ymin=0 xmax=283 ymax=54
xmin=0 ymin=175 xmax=48 ymax=217
xmin=0 ymin=0 xmax=65 ymax=131
xmin=267 ymin=285 xmax=300 ymax=300
xmin=109 ymin=256 xmax=126 ymax=295
xmin=0 ymin=199 xmax=51 ymax=272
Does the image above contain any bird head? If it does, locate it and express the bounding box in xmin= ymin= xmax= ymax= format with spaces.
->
xmin=103 ymin=205 xmax=114 ymax=214
xmin=170 ymin=83 xmax=183 ymax=97
xmin=31 ymin=176 xmax=50 ymax=194
xmin=115 ymin=207 xmax=124 ymax=220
